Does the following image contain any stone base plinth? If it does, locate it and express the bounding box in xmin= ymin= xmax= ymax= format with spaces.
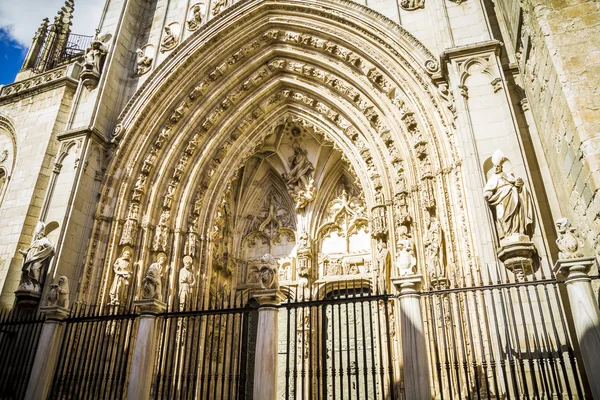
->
xmin=134 ymin=298 xmax=167 ymax=314
xmin=15 ymin=289 xmax=42 ymax=311
xmin=252 ymin=289 xmax=286 ymax=306
xmin=497 ymin=238 xmax=536 ymax=278
xmin=391 ymin=274 xmax=423 ymax=296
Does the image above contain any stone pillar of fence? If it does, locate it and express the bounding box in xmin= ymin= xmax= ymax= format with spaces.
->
xmin=252 ymin=288 xmax=285 ymax=400
xmin=555 ymin=256 xmax=600 ymax=398
xmin=127 ymin=298 xmax=166 ymax=400
xmin=391 ymin=274 xmax=432 ymax=400
xmin=24 ymin=305 xmax=70 ymax=400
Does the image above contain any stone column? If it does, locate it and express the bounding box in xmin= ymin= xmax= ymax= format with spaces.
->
xmin=555 ymin=257 xmax=600 ymax=399
xmin=252 ymin=289 xmax=285 ymax=400
xmin=392 ymin=274 xmax=432 ymax=400
xmin=24 ymin=305 xmax=70 ymax=400
xmin=127 ymin=298 xmax=166 ymax=400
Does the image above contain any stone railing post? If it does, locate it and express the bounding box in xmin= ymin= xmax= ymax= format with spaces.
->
xmin=555 ymin=256 xmax=600 ymax=398
xmin=25 ymin=305 xmax=70 ymax=400
xmin=391 ymin=274 xmax=432 ymax=400
xmin=127 ymin=298 xmax=166 ymax=400
xmin=252 ymin=289 xmax=285 ymax=400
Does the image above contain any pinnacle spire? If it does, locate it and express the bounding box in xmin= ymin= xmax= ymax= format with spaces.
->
xmin=54 ymin=0 xmax=75 ymax=28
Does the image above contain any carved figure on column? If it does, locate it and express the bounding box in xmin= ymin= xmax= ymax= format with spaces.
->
xmin=152 ymin=210 xmax=170 ymax=252
xmin=120 ymin=203 xmax=139 ymax=246
xmin=282 ymin=142 xmax=316 ymax=211
xmin=135 ymin=48 xmax=153 ymax=76
xmin=109 ymin=247 xmax=133 ymax=305
xmin=555 ymin=218 xmax=585 ymax=260
xmin=81 ymin=33 xmax=110 ymax=89
xmin=396 ymin=226 xmax=417 ymax=276
xmin=484 ymin=150 xmax=534 ymax=242
xmin=424 ymin=216 xmax=445 ymax=281
xmin=142 ymin=253 xmax=167 ymax=301
xmin=372 ymin=204 xmax=388 ymax=239
xmin=179 ymin=256 xmax=196 ymax=311
xmin=18 ymin=221 xmax=58 ymax=292
xmin=259 ymin=254 xmax=279 ymax=290
xmin=184 ymin=216 xmax=199 ymax=258
xmin=375 ymin=240 xmax=390 ymax=293
xmin=212 ymin=0 xmax=227 ymax=15
xmin=47 ymin=276 xmax=69 ymax=308
xmin=187 ymin=4 xmax=203 ymax=31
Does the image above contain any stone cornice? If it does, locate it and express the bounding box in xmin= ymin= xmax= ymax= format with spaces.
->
xmin=0 ymin=63 xmax=81 ymax=103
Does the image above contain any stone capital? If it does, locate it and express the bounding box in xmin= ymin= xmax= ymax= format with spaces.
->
xmin=40 ymin=305 xmax=70 ymax=321
xmin=391 ymin=274 xmax=423 ymax=296
xmin=252 ymin=289 xmax=286 ymax=307
xmin=554 ymin=257 xmax=596 ymax=284
xmin=134 ymin=298 xmax=167 ymax=314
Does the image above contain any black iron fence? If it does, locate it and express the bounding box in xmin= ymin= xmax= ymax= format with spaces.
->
xmin=422 ymin=262 xmax=588 ymax=400
xmin=278 ymin=281 xmax=397 ymax=400
xmin=151 ymin=295 xmax=253 ymax=399
xmin=0 ymin=309 xmax=44 ymax=399
xmin=49 ymin=304 xmax=138 ymax=399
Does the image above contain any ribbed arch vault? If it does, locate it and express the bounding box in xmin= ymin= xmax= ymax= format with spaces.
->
xmin=84 ymin=0 xmax=471 ymax=307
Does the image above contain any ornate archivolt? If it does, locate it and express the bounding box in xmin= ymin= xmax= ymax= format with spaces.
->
xmin=84 ymin=0 xmax=473 ymax=305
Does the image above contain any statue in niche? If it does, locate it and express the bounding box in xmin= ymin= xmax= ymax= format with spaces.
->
xmin=109 ymin=247 xmax=133 ymax=305
xmin=47 ymin=276 xmax=69 ymax=308
xmin=483 ymin=150 xmax=534 ymax=242
xmin=18 ymin=221 xmax=58 ymax=292
xmin=555 ymin=218 xmax=585 ymax=260
xmin=142 ymin=253 xmax=167 ymax=301
xmin=179 ymin=256 xmax=196 ymax=311
xmin=120 ymin=203 xmax=139 ymax=246
xmin=187 ymin=4 xmax=203 ymax=31
xmin=282 ymin=142 xmax=316 ymax=210
xmin=184 ymin=217 xmax=199 ymax=258
xmin=81 ymin=33 xmax=110 ymax=89
xmin=396 ymin=226 xmax=417 ymax=276
xmin=152 ymin=210 xmax=170 ymax=252
xmin=135 ymin=48 xmax=153 ymax=75
xmin=375 ymin=240 xmax=390 ymax=293
xmin=160 ymin=26 xmax=178 ymax=52
xmin=424 ymin=216 xmax=445 ymax=280
xmin=259 ymin=254 xmax=279 ymax=290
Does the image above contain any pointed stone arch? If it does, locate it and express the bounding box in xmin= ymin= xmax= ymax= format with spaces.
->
xmin=84 ymin=0 xmax=472 ymax=306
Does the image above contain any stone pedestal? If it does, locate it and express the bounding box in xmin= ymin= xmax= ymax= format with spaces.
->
xmin=252 ymin=289 xmax=285 ymax=400
xmin=391 ymin=274 xmax=432 ymax=400
xmin=127 ymin=298 xmax=166 ymax=400
xmin=15 ymin=289 xmax=42 ymax=311
xmin=554 ymin=257 xmax=600 ymax=399
xmin=497 ymin=236 xmax=536 ymax=278
xmin=24 ymin=305 xmax=70 ymax=400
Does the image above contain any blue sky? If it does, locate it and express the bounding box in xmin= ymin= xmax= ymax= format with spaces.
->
xmin=0 ymin=0 xmax=104 ymax=86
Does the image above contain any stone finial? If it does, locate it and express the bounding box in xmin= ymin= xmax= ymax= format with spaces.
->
xmin=47 ymin=276 xmax=69 ymax=308
xmin=555 ymin=218 xmax=585 ymax=260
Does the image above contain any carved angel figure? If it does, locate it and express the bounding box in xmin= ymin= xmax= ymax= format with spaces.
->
xmin=187 ymin=4 xmax=203 ymax=31
xmin=259 ymin=253 xmax=279 ymax=290
xmin=160 ymin=26 xmax=178 ymax=52
xmin=47 ymin=276 xmax=69 ymax=308
xmin=135 ymin=48 xmax=153 ymax=75
xmin=555 ymin=218 xmax=585 ymax=260
xmin=109 ymin=248 xmax=133 ymax=305
xmin=142 ymin=253 xmax=167 ymax=301
xmin=18 ymin=221 xmax=58 ymax=292
xmin=179 ymin=256 xmax=196 ymax=311
xmin=484 ymin=150 xmax=534 ymax=241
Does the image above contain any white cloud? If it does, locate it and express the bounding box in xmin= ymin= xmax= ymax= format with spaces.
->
xmin=0 ymin=0 xmax=105 ymax=48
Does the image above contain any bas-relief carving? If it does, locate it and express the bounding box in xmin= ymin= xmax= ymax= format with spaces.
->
xmin=187 ymin=4 xmax=204 ymax=31
xmin=142 ymin=253 xmax=167 ymax=301
xmin=18 ymin=221 xmax=59 ymax=293
xmin=109 ymin=247 xmax=133 ymax=305
xmin=47 ymin=276 xmax=69 ymax=308
xmin=120 ymin=203 xmax=139 ymax=246
xmin=483 ymin=150 xmax=534 ymax=243
xmin=555 ymin=218 xmax=585 ymax=260
xmin=424 ymin=216 xmax=445 ymax=281
xmin=400 ymin=0 xmax=425 ymax=11
xmin=179 ymin=256 xmax=196 ymax=311
xmin=135 ymin=47 xmax=153 ymax=76
xmin=160 ymin=25 xmax=180 ymax=53
xmin=212 ymin=0 xmax=227 ymax=16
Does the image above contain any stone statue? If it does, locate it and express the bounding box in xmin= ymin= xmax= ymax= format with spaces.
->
xmin=160 ymin=26 xmax=178 ymax=52
xmin=18 ymin=221 xmax=58 ymax=292
xmin=424 ymin=216 xmax=445 ymax=280
xmin=82 ymin=34 xmax=109 ymax=75
xmin=282 ymin=142 xmax=316 ymax=210
xmin=555 ymin=218 xmax=585 ymax=260
xmin=109 ymin=247 xmax=133 ymax=305
xmin=400 ymin=0 xmax=425 ymax=10
xmin=120 ymin=203 xmax=139 ymax=246
xmin=187 ymin=4 xmax=203 ymax=31
xmin=212 ymin=0 xmax=227 ymax=15
xmin=47 ymin=276 xmax=69 ymax=308
xmin=484 ymin=150 xmax=534 ymax=242
xmin=152 ymin=210 xmax=170 ymax=252
xmin=396 ymin=227 xmax=416 ymax=276
xmin=142 ymin=253 xmax=167 ymax=301
xmin=259 ymin=253 xmax=279 ymax=290
xmin=375 ymin=240 xmax=390 ymax=293
xmin=179 ymin=256 xmax=196 ymax=311
xmin=135 ymin=48 xmax=153 ymax=75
